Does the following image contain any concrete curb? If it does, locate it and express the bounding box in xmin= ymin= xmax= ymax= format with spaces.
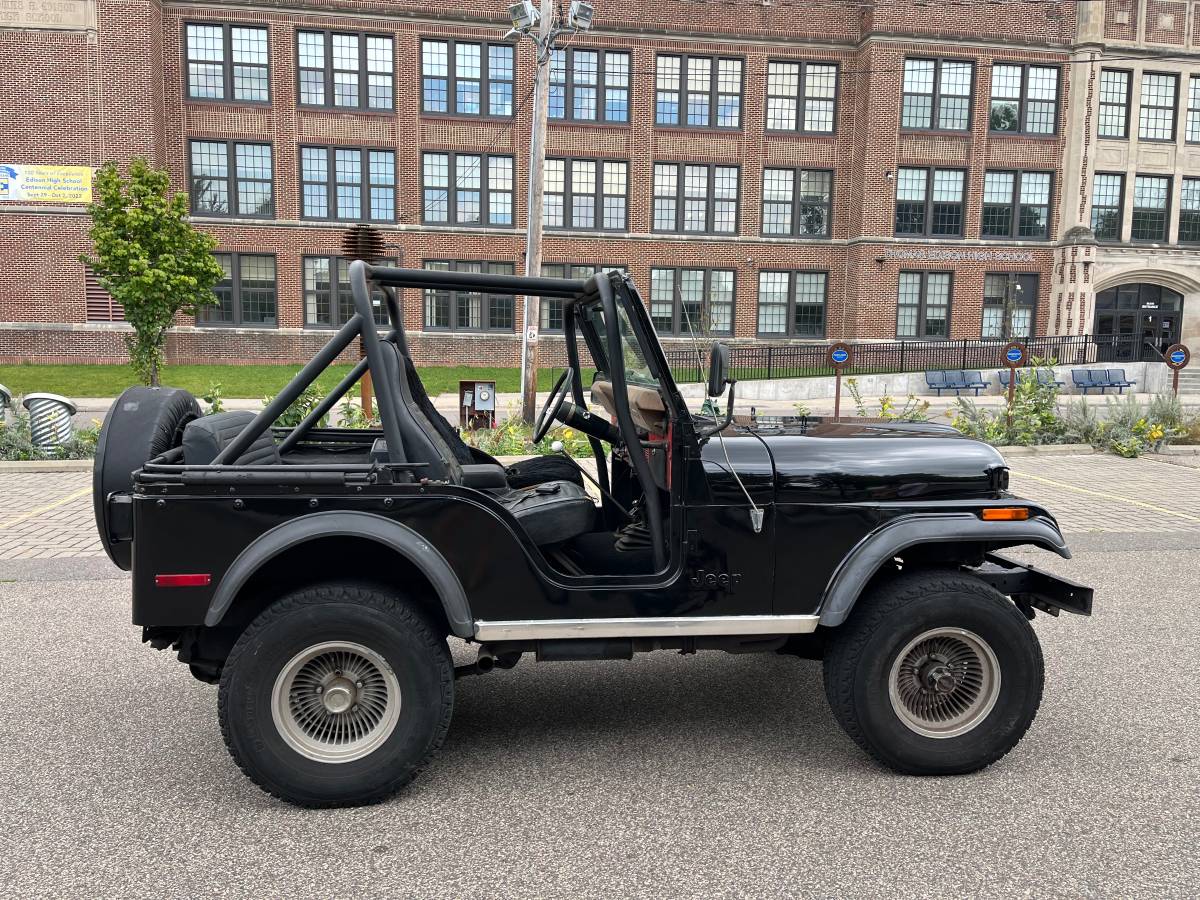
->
xmin=1151 ymin=444 xmax=1200 ymax=456
xmin=0 ymin=459 xmax=93 ymax=473
xmin=993 ymin=444 xmax=1095 ymax=457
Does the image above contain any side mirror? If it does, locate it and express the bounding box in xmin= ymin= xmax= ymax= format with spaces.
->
xmin=708 ymin=341 xmax=731 ymax=397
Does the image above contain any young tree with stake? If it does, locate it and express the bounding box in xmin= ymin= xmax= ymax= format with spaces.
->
xmin=82 ymin=158 xmax=224 ymax=386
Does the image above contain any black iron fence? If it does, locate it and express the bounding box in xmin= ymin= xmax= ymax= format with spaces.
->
xmin=664 ymin=334 xmax=1147 ymax=384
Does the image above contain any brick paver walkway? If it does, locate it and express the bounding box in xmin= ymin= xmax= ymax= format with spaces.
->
xmin=1 ymin=453 xmax=1197 ymax=561
xmin=0 ymin=472 xmax=102 ymax=560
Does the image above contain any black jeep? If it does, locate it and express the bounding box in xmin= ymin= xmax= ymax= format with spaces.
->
xmin=93 ymin=264 xmax=1092 ymax=807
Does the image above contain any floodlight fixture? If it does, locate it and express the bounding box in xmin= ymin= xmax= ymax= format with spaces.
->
xmin=568 ymin=1 xmax=594 ymax=30
xmin=508 ymin=1 xmax=540 ymax=30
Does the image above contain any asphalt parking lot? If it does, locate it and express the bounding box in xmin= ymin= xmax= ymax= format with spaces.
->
xmin=1 ymin=454 xmax=1198 ymax=897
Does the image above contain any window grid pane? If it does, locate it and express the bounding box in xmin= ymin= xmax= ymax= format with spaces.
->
xmin=1139 ymin=73 xmax=1178 ymax=141
xmin=1099 ymin=69 xmax=1131 ymax=138
xmin=1091 ymin=173 xmax=1124 ymax=240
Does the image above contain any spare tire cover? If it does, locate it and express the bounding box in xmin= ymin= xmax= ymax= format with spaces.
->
xmin=93 ymin=386 xmax=200 ymax=570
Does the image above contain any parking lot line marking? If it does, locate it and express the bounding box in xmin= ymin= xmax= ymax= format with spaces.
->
xmin=1010 ymin=470 xmax=1200 ymax=523
xmin=0 ymin=487 xmax=92 ymax=530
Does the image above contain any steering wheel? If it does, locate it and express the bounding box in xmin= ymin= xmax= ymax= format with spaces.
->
xmin=533 ymin=367 xmax=575 ymax=443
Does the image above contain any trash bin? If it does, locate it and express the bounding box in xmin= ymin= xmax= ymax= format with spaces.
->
xmin=22 ymin=392 xmax=77 ymax=451
xmin=0 ymin=383 xmax=11 ymax=422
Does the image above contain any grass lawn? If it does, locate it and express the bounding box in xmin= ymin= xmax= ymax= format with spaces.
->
xmin=0 ymin=363 xmax=576 ymax=399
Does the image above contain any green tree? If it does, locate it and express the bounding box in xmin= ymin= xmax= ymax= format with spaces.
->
xmin=81 ymin=158 xmax=224 ymax=385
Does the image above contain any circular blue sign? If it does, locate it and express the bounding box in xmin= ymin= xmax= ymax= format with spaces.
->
xmin=1170 ymin=349 xmax=1186 ymax=365
xmin=1006 ymin=347 xmax=1023 ymax=363
xmin=831 ymin=348 xmax=849 ymax=364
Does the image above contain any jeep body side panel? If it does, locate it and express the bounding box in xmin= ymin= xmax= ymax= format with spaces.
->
xmin=130 ymin=471 xmax=771 ymax=631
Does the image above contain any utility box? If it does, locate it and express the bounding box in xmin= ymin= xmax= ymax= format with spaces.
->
xmin=459 ymin=380 xmax=497 ymax=430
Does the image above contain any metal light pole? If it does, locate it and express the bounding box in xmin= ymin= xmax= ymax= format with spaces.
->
xmin=508 ymin=1 xmax=593 ymax=423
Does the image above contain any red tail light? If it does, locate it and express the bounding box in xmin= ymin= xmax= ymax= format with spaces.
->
xmin=155 ymin=573 xmax=212 ymax=587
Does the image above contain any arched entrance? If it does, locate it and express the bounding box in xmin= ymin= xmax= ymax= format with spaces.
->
xmin=1094 ymin=283 xmax=1184 ymax=360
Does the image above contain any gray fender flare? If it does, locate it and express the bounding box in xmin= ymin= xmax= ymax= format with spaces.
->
xmin=203 ymin=510 xmax=473 ymax=637
xmin=818 ymin=513 xmax=1070 ymax=627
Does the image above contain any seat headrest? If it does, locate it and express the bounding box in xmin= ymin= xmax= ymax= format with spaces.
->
xmin=183 ymin=410 xmax=281 ymax=466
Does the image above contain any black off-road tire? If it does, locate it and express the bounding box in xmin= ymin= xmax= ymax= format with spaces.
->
xmin=823 ymin=568 xmax=1043 ymax=776
xmin=218 ymin=583 xmax=454 ymax=808
xmin=93 ymin=386 xmax=201 ymax=569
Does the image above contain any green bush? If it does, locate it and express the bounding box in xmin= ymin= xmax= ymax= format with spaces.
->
xmin=462 ymin=410 xmax=600 ymax=457
xmin=845 ymin=378 xmax=930 ymax=422
xmin=952 ymin=359 xmax=1065 ymax=446
xmin=263 ymin=386 xmax=327 ymax=428
xmin=0 ymin=407 xmax=99 ymax=461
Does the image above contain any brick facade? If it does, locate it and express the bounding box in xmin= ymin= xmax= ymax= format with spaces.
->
xmin=0 ymin=0 xmax=1116 ymax=365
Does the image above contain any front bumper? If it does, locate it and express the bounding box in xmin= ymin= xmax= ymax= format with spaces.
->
xmin=974 ymin=552 xmax=1093 ymax=616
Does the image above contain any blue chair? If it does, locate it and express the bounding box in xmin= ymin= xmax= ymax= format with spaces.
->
xmin=1036 ymin=369 xmax=1064 ymax=388
xmin=1072 ymin=370 xmax=1098 ymax=394
xmin=925 ymin=370 xmax=950 ymax=395
xmin=1105 ymin=369 xmax=1136 ymax=393
xmin=960 ymin=370 xmax=988 ymax=395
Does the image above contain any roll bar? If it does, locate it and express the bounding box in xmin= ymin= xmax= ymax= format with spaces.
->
xmin=213 ymin=263 xmax=595 ymax=468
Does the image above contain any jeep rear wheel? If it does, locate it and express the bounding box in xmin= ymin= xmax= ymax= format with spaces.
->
xmin=218 ymin=584 xmax=453 ymax=808
xmin=823 ymin=569 xmax=1043 ymax=776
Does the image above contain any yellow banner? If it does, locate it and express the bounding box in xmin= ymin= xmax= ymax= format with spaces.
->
xmin=0 ymin=164 xmax=93 ymax=204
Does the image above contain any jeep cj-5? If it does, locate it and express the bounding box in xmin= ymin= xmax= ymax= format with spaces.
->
xmin=93 ymin=264 xmax=1092 ymax=807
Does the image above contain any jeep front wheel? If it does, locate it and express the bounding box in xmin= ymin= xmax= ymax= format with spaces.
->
xmin=822 ymin=569 xmax=1043 ymax=775
xmin=218 ymin=584 xmax=454 ymax=807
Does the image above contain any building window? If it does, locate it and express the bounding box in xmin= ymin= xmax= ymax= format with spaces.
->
xmin=1091 ymin=173 xmax=1124 ymax=240
xmin=989 ymin=64 xmax=1059 ymax=134
xmin=1131 ymin=174 xmax=1170 ymax=241
xmin=299 ymin=147 xmax=395 ymax=221
xmin=894 ymin=167 xmax=965 ymax=237
xmin=901 ymin=58 xmax=972 ymax=131
xmin=765 ymin=61 xmax=837 ymax=133
xmin=302 ymin=256 xmax=390 ymax=327
xmin=761 ymin=168 xmax=832 ymax=237
xmin=1099 ymin=69 xmax=1131 ymax=139
xmin=897 ymin=271 xmax=951 ymax=339
xmin=423 ymin=261 xmax=515 ymax=331
xmin=757 ymin=270 xmax=827 ymax=337
xmin=185 ymin=23 xmax=269 ymax=103
xmin=649 ymin=268 xmax=734 ymax=335
xmin=980 ymin=171 xmax=1052 ymax=239
xmin=422 ymin=153 xmax=514 ymax=226
xmin=1138 ymin=73 xmax=1178 ymax=141
xmin=420 ymin=39 xmax=514 ymax=117
xmin=550 ymin=49 xmax=629 ymax=123
xmin=199 ymin=254 xmax=276 ymax=326
xmin=1180 ymin=178 xmax=1200 ymax=243
xmin=188 ymin=140 xmax=273 ymax=217
xmin=1187 ymin=76 xmax=1200 ymax=143
xmin=982 ymin=273 xmax=1038 ymax=339
xmin=297 ymin=31 xmax=393 ymax=111
xmin=539 ymin=264 xmax=625 ymax=331
xmin=655 ymin=55 xmax=743 ymax=128
xmin=652 ymin=163 xmax=739 ymax=234
xmin=544 ymin=159 xmax=627 ymax=231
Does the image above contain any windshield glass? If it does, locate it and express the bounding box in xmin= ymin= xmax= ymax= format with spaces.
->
xmin=587 ymin=295 xmax=662 ymax=390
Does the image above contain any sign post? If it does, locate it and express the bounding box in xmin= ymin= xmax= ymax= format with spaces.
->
xmin=827 ymin=342 xmax=854 ymax=421
xmin=1002 ymin=341 xmax=1027 ymax=426
xmin=1164 ymin=343 xmax=1191 ymax=396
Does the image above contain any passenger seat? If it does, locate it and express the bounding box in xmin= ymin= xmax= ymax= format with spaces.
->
xmin=182 ymin=410 xmax=281 ymax=466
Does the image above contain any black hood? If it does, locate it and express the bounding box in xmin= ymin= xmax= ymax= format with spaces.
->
xmin=727 ymin=418 xmax=1007 ymax=503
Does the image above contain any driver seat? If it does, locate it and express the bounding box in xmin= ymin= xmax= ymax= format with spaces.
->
xmin=382 ymin=344 xmax=595 ymax=547
xmin=391 ymin=340 xmax=584 ymax=490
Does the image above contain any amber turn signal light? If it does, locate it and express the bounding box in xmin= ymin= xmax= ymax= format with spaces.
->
xmin=980 ymin=507 xmax=1029 ymax=521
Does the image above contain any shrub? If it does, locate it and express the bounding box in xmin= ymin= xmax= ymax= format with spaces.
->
xmin=845 ymin=378 xmax=930 ymax=422
xmin=201 ymin=381 xmax=225 ymax=414
xmin=952 ymin=357 xmax=1064 ymax=446
xmin=462 ymin=409 xmax=599 ymax=457
xmin=263 ymin=386 xmax=327 ymax=428
xmin=338 ymin=397 xmax=379 ymax=429
xmin=0 ymin=406 xmax=99 ymax=461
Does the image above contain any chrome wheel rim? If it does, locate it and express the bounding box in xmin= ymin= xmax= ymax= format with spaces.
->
xmin=888 ymin=627 xmax=1001 ymax=739
xmin=271 ymin=641 xmax=401 ymax=764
